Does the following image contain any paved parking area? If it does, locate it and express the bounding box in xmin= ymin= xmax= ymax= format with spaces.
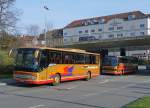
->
xmin=0 ymin=69 xmax=150 ymax=108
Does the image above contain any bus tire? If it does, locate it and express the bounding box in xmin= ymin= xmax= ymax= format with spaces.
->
xmin=85 ymin=72 xmax=91 ymax=81
xmin=51 ymin=74 xmax=61 ymax=86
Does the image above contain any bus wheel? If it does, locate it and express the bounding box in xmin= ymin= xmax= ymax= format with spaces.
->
xmin=85 ymin=72 xmax=91 ymax=81
xmin=52 ymin=74 xmax=61 ymax=86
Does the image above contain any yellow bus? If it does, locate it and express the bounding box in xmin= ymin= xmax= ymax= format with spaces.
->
xmin=102 ymin=56 xmax=138 ymax=75
xmin=13 ymin=47 xmax=100 ymax=85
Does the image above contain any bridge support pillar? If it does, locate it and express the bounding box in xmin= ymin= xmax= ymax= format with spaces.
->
xmin=120 ymin=48 xmax=126 ymax=56
xmin=99 ymin=49 xmax=108 ymax=57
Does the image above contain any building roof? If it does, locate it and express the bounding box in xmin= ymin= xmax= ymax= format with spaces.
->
xmin=64 ymin=11 xmax=147 ymax=29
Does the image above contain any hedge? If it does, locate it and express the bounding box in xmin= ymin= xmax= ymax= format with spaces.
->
xmin=0 ymin=50 xmax=14 ymax=75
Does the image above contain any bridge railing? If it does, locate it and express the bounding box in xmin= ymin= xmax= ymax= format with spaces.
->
xmin=63 ymin=35 xmax=150 ymax=45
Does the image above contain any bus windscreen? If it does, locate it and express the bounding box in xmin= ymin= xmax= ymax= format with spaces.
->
xmin=15 ymin=48 xmax=39 ymax=72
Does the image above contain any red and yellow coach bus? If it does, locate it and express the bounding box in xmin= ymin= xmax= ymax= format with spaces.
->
xmin=102 ymin=56 xmax=138 ymax=75
xmin=13 ymin=47 xmax=100 ymax=85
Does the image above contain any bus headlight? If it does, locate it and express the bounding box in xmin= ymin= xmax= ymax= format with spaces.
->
xmin=30 ymin=76 xmax=36 ymax=80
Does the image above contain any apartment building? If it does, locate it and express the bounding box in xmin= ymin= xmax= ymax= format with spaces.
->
xmin=63 ymin=11 xmax=150 ymax=45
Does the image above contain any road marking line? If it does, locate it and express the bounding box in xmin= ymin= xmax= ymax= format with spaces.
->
xmin=54 ymin=85 xmax=78 ymax=90
xmin=29 ymin=104 xmax=45 ymax=108
xmin=67 ymin=86 xmax=77 ymax=90
xmin=99 ymin=80 xmax=109 ymax=84
xmin=84 ymin=93 xmax=98 ymax=97
xmin=143 ymin=80 xmax=150 ymax=83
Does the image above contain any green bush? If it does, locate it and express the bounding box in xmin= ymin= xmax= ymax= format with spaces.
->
xmin=0 ymin=50 xmax=14 ymax=75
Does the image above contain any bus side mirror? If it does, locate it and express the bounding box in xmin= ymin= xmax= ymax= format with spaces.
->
xmin=48 ymin=63 xmax=56 ymax=67
xmin=9 ymin=48 xmax=17 ymax=58
xmin=34 ymin=50 xmax=39 ymax=58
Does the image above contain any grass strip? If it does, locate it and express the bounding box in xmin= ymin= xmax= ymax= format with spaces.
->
xmin=124 ymin=96 xmax=150 ymax=108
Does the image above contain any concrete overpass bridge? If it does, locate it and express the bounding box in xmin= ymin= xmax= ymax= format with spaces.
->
xmin=63 ymin=35 xmax=150 ymax=56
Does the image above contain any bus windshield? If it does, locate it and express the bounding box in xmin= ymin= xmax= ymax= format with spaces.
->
xmin=15 ymin=48 xmax=39 ymax=72
xmin=118 ymin=57 xmax=128 ymax=63
xmin=103 ymin=56 xmax=118 ymax=66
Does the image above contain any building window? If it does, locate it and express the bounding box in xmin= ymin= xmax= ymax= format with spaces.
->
xmin=99 ymin=35 xmax=102 ymax=39
xmin=117 ymin=26 xmax=123 ymax=30
xmin=108 ymin=34 xmax=114 ymax=38
xmin=85 ymin=30 xmax=88 ymax=33
xmin=78 ymin=31 xmax=82 ymax=34
xmin=99 ymin=18 xmax=105 ymax=24
xmin=98 ymin=29 xmax=102 ymax=32
xmin=63 ymin=32 xmax=68 ymax=36
xmin=140 ymin=32 xmax=145 ymax=36
xmin=130 ymin=32 xmax=136 ymax=36
xmin=117 ymin=34 xmax=123 ymax=38
xmin=91 ymin=29 xmax=95 ymax=33
xmin=140 ymin=24 xmax=145 ymax=28
xmin=70 ymin=37 xmax=74 ymax=41
xmin=64 ymin=39 xmax=67 ymax=42
xmin=128 ymin=14 xmax=135 ymax=20
xmin=108 ymin=27 xmax=114 ymax=31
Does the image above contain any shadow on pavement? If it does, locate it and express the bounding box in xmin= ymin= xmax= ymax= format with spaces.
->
xmin=0 ymin=78 xmax=49 ymax=88
xmin=135 ymin=69 xmax=150 ymax=76
xmin=0 ymin=78 xmax=85 ymax=88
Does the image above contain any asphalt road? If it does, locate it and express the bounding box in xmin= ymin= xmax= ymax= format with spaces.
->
xmin=0 ymin=69 xmax=150 ymax=108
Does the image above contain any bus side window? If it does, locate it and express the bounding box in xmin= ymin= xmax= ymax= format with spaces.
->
xmin=40 ymin=50 xmax=49 ymax=68
xmin=62 ymin=52 xmax=74 ymax=64
xmin=64 ymin=55 xmax=69 ymax=64
xmin=55 ymin=54 xmax=61 ymax=64
xmin=74 ymin=54 xmax=85 ymax=64
xmin=85 ymin=55 xmax=90 ymax=64
xmin=90 ymin=55 xmax=96 ymax=64
xmin=69 ymin=54 xmax=74 ymax=64
xmin=49 ymin=52 xmax=54 ymax=63
xmin=49 ymin=51 xmax=62 ymax=64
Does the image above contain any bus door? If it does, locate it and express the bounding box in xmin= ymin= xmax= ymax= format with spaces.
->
xmin=39 ymin=50 xmax=49 ymax=80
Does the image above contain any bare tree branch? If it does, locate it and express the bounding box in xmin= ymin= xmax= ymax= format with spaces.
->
xmin=0 ymin=0 xmax=21 ymax=32
xmin=26 ymin=24 xmax=41 ymax=36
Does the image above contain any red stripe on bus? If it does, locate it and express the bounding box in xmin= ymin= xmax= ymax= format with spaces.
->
xmin=15 ymin=74 xmax=100 ymax=84
xmin=91 ymin=74 xmax=99 ymax=77
xmin=103 ymin=70 xmax=135 ymax=75
xmin=61 ymin=76 xmax=86 ymax=81
xmin=15 ymin=79 xmax=53 ymax=84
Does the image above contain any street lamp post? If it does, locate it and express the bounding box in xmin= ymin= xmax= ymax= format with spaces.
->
xmin=43 ymin=5 xmax=49 ymax=47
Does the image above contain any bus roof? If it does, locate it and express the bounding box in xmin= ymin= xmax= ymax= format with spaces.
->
xmin=104 ymin=56 xmax=137 ymax=59
xmin=18 ymin=47 xmax=100 ymax=56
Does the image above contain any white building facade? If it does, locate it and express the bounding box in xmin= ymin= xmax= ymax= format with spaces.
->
xmin=63 ymin=11 xmax=150 ymax=45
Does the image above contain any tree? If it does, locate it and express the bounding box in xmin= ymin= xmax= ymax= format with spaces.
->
xmin=26 ymin=24 xmax=41 ymax=36
xmin=0 ymin=31 xmax=17 ymax=50
xmin=0 ymin=0 xmax=20 ymax=32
